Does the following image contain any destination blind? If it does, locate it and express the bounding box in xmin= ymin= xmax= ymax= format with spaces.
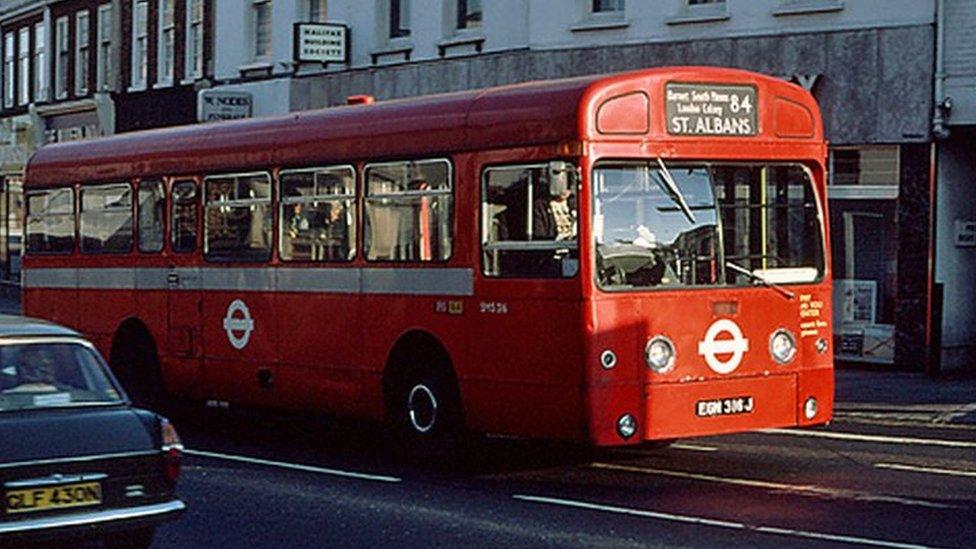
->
xmin=665 ymin=83 xmax=758 ymax=137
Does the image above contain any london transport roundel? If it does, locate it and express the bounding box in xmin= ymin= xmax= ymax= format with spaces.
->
xmin=223 ymin=299 xmax=254 ymax=350
xmin=697 ymin=318 xmax=750 ymax=375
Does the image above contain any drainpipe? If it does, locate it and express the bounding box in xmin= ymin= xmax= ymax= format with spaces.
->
xmin=932 ymin=0 xmax=950 ymax=139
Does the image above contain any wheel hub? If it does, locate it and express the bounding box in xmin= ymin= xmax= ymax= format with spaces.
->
xmin=407 ymin=384 xmax=438 ymax=433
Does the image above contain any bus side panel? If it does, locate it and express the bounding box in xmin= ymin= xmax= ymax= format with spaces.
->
xmin=201 ymin=289 xmax=279 ymax=406
xmin=78 ymin=287 xmax=135 ymax=351
xmin=463 ymin=295 xmax=586 ymax=441
xmin=274 ymin=291 xmax=366 ymax=416
xmin=23 ymin=287 xmax=78 ymax=329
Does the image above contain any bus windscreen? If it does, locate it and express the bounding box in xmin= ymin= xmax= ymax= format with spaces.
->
xmin=593 ymin=162 xmax=824 ymax=291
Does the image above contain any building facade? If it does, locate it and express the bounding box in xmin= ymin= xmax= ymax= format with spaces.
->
xmin=0 ymin=0 xmax=213 ymax=283
xmin=208 ymin=0 xmax=945 ymax=371
xmin=935 ymin=0 xmax=976 ymax=372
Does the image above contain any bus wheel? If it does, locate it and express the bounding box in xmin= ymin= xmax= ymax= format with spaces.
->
xmin=388 ymin=364 xmax=463 ymax=459
xmin=111 ymin=321 xmax=165 ymax=410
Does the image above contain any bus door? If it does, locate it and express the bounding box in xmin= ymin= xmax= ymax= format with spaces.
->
xmin=165 ymin=179 xmax=205 ymax=399
xmin=471 ymin=160 xmax=585 ymax=439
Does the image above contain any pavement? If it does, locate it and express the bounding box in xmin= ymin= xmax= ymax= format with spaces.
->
xmin=0 ymin=291 xmax=972 ymax=427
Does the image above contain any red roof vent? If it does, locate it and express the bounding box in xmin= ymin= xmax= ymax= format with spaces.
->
xmin=347 ymin=95 xmax=375 ymax=105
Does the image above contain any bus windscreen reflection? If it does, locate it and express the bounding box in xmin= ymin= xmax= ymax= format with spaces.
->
xmin=593 ymin=162 xmax=824 ymax=291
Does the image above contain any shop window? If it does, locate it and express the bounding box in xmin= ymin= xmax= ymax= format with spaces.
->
xmin=364 ymin=159 xmax=452 ymax=262
xmin=27 ymin=188 xmax=74 ymax=254
xmin=80 ymin=184 xmax=133 ymax=254
xmin=138 ymin=179 xmax=165 ymax=253
xmin=204 ymin=172 xmax=272 ymax=262
xmin=171 ymin=180 xmax=197 ymax=253
xmin=483 ymin=163 xmax=579 ymax=278
xmin=280 ymin=165 xmax=356 ymax=262
xmin=828 ymin=145 xmax=900 ymax=364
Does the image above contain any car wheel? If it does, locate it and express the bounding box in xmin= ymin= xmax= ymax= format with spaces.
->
xmin=104 ymin=527 xmax=156 ymax=549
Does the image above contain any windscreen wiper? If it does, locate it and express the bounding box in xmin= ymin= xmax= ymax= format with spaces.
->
xmin=655 ymin=157 xmax=696 ymax=225
xmin=725 ymin=261 xmax=795 ymax=300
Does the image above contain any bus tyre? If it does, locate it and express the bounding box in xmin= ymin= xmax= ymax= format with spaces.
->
xmin=391 ymin=366 xmax=463 ymax=460
xmin=111 ymin=323 xmax=165 ymax=410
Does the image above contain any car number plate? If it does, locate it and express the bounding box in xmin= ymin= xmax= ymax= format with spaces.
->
xmin=4 ymin=482 xmax=102 ymax=514
xmin=696 ymin=396 xmax=755 ymax=418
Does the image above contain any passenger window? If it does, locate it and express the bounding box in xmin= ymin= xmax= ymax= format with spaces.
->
xmin=26 ymin=188 xmax=74 ymax=254
xmin=280 ymin=166 xmax=356 ymax=262
xmin=171 ymin=180 xmax=197 ymax=253
xmin=79 ymin=184 xmax=133 ymax=254
xmin=204 ymin=172 xmax=272 ymax=262
xmin=482 ymin=163 xmax=579 ymax=278
xmin=364 ymin=159 xmax=452 ymax=262
xmin=138 ymin=179 xmax=165 ymax=253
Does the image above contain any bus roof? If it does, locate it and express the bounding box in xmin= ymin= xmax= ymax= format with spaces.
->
xmin=25 ymin=66 xmax=822 ymax=188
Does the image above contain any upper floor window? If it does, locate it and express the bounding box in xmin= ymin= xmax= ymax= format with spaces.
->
xmin=593 ymin=0 xmax=624 ymax=12
xmin=54 ymin=16 xmax=69 ymax=99
xmin=96 ymin=4 xmax=112 ymax=91
xmin=4 ymin=32 xmax=14 ymax=108
xmin=80 ymin=184 xmax=133 ymax=254
xmin=204 ymin=172 xmax=272 ymax=262
xmin=252 ymin=0 xmax=272 ymax=61
xmin=689 ymin=0 xmax=723 ymax=3
xmin=304 ymin=0 xmax=327 ymax=21
xmin=158 ymin=0 xmax=175 ymax=84
xmin=457 ymin=0 xmax=482 ymax=30
xmin=75 ymin=11 xmax=90 ymax=96
xmin=364 ymin=160 xmax=453 ymax=262
xmin=17 ymin=27 xmax=29 ymax=106
xmin=26 ymin=189 xmax=74 ymax=255
xmin=131 ymin=0 xmax=148 ymax=89
xmin=33 ymin=22 xmax=47 ymax=101
xmin=185 ymin=0 xmax=204 ymax=79
xmin=389 ymin=0 xmax=410 ymax=38
xmin=280 ymin=166 xmax=356 ymax=262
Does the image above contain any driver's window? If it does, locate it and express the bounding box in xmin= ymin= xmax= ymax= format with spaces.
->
xmin=481 ymin=164 xmax=578 ymax=278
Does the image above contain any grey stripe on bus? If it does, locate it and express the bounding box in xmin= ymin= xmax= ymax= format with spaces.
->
xmin=22 ymin=267 xmax=474 ymax=297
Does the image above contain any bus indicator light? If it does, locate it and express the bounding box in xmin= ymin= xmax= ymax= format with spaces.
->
xmin=600 ymin=350 xmax=617 ymax=370
xmin=617 ymin=414 xmax=637 ymax=439
xmin=645 ymin=336 xmax=675 ymax=373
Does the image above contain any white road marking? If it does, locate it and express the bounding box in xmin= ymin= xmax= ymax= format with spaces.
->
xmin=670 ymin=443 xmax=719 ymax=452
xmin=513 ymin=494 xmax=933 ymax=549
xmin=761 ymin=428 xmax=976 ymax=449
xmin=874 ymin=463 xmax=976 ymax=479
xmin=182 ymin=448 xmax=402 ymax=483
xmin=590 ymin=462 xmax=955 ymax=509
xmin=933 ymin=402 xmax=976 ymax=424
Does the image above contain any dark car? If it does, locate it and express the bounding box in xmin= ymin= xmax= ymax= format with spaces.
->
xmin=0 ymin=315 xmax=184 ymax=547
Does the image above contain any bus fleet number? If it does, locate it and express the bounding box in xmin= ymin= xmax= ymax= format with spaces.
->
xmin=479 ymin=301 xmax=509 ymax=315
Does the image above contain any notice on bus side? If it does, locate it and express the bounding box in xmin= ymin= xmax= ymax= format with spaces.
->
xmin=665 ymin=83 xmax=758 ymax=137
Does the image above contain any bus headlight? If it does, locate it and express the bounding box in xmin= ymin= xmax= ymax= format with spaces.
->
xmin=645 ymin=336 xmax=676 ymax=373
xmin=769 ymin=329 xmax=797 ymax=365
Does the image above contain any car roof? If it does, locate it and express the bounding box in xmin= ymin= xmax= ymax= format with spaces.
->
xmin=0 ymin=315 xmax=82 ymax=339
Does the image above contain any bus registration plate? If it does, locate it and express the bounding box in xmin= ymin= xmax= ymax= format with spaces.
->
xmin=696 ymin=396 xmax=755 ymax=418
xmin=4 ymin=482 xmax=102 ymax=514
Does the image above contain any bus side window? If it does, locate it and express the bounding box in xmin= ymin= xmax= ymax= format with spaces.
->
xmin=364 ymin=159 xmax=453 ymax=262
xmin=79 ymin=183 xmax=133 ymax=254
xmin=279 ymin=165 xmax=356 ymax=262
xmin=482 ymin=164 xmax=578 ymax=278
xmin=25 ymin=188 xmax=75 ymax=254
xmin=171 ymin=180 xmax=198 ymax=253
xmin=203 ymin=172 xmax=272 ymax=262
xmin=138 ymin=179 xmax=165 ymax=253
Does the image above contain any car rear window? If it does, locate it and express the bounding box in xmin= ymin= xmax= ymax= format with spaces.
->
xmin=0 ymin=342 xmax=124 ymax=412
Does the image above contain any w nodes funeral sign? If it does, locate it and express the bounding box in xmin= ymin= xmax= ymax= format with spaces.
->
xmin=198 ymin=90 xmax=252 ymax=122
xmin=294 ymin=22 xmax=349 ymax=64
xmin=665 ymin=83 xmax=758 ymax=136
